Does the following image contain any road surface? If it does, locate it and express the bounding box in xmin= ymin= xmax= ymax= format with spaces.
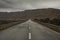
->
xmin=0 ymin=20 xmax=60 ymax=40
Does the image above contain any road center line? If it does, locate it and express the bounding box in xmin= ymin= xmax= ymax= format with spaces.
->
xmin=29 ymin=26 xmax=31 ymax=39
xmin=29 ymin=33 xmax=31 ymax=39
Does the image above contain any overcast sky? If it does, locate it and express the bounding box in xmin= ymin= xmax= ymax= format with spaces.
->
xmin=0 ymin=0 xmax=60 ymax=10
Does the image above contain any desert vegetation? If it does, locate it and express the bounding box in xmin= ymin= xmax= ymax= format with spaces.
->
xmin=33 ymin=18 xmax=60 ymax=33
xmin=0 ymin=20 xmax=26 ymax=31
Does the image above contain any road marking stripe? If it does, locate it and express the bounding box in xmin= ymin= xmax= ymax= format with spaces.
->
xmin=29 ymin=33 xmax=31 ymax=39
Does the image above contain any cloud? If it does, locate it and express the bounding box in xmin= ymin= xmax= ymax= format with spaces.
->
xmin=0 ymin=0 xmax=60 ymax=10
xmin=33 ymin=1 xmax=60 ymax=9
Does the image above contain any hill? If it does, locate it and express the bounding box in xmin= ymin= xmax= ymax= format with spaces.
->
xmin=0 ymin=8 xmax=60 ymax=20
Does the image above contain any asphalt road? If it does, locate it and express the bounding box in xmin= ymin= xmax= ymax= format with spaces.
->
xmin=0 ymin=20 xmax=60 ymax=40
xmin=0 ymin=21 xmax=29 ymax=40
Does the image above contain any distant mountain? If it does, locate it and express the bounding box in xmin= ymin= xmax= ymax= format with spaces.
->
xmin=0 ymin=8 xmax=60 ymax=20
xmin=24 ymin=8 xmax=60 ymax=19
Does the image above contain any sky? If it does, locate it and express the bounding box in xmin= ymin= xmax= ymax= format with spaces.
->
xmin=0 ymin=0 xmax=60 ymax=11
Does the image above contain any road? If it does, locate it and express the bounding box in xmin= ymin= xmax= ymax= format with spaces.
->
xmin=0 ymin=21 xmax=29 ymax=40
xmin=0 ymin=20 xmax=60 ymax=40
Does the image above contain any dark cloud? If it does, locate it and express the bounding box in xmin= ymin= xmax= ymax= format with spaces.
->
xmin=0 ymin=0 xmax=60 ymax=10
xmin=2 ymin=0 xmax=13 ymax=4
xmin=0 ymin=3 xmax=12 ymax=8
xmin=0 ymin=0 xmax=13 ymax=8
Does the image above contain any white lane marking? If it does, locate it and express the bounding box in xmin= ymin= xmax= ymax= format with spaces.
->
xmin=29 ymin=33 xmax=31 ymax=39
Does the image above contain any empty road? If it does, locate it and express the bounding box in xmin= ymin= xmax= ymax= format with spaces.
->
xmin=0 ymin=20 xmax=60 ymax=40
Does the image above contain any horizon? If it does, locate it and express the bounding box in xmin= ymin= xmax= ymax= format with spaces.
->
xmin=0 ymin=8 xmax=60 ymax=12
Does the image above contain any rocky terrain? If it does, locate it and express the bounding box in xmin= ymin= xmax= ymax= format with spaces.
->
xmin=0 ymin=8 xmax=60 ymax=20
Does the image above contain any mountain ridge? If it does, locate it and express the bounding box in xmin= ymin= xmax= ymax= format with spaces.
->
xmin=0 ymin=8 xmax=60 ymax=20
